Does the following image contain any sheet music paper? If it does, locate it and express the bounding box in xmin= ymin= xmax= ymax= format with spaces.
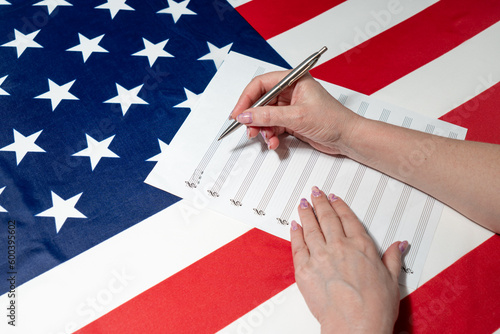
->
xmin=145 ymin=52 xmax=467 ymax=289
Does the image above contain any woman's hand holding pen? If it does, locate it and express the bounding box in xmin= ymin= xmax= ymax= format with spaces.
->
xmin=235 ymin=70 xmax=500 ymax=233
xmin=229 ymin=71 xmax=363 ymax=156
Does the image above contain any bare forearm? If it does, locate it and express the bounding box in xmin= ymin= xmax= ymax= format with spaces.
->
xmin=344 ymin=118 xmax=500 ymax=233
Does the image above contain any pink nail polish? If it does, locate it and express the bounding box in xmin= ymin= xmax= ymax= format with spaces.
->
xmin=237 ymin=112 xmax=252 ymax=124
xmin=399 ymin=240 xmax=409 ymax=253
xmin=260 ymin=130 xmax=269 ymax=145
xmin=328 ymin=193 xmax=338 ymax=202
xmin=312 ymin=186 xmax=321 ymax=197
xmin=291 ymin=220 xmax=298 ymax=231
xmin=247 ymin=127 xmax=251 ymax=139
xmin=300 ymin=198 xmax=309 ymax=209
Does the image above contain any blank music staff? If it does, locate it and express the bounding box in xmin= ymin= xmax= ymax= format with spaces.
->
xmin=185 ymin=66 xmax=266 ymax=188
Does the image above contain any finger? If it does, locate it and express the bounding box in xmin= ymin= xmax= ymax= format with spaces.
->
xmin=327 ymin=194 xmax=367 ymax=238
xmin=267 ymin=135 xmax=280 ymax=150
xmin=382 ymin=241 xmax=408 ymax=282
xmin=309 ymin=186 xmax=345 ymax=241
xmin=259 ymin=128 xmax=273 ymax=143
xmin=297 ymin=198 xmax=326 ymax=252
xmin=247 ymin=126 xmax=260 ymax=139
xmin=235 ymin=104 xmax=299 ymax=130
xmin=247 ymin=127 xmax=283 ymax=150
xmin=261 ymin=127 xmax=287 ymax=150
xmin=259 ymin=128 xmax=282 ymax=150
xmin=290 ymin=220 xmax=309 ymax=270
xmin=231 ymin=70 xmax=293 ymax=119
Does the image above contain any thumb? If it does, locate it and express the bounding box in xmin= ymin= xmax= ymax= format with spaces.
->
xmin=236 ymin=104 xmax=299 ymax=130
xmin=382 ymin=240 xmax=408 ymax=282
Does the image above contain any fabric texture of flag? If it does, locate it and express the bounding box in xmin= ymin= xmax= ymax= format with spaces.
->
xmin=0 ymin=0 xmax=287 ymax=294
xmin=1 ymin=0 xmax=499 ymax=333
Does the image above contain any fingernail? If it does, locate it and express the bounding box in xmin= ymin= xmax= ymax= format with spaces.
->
xmin=291 ymin=220 xmax=298 ymax=231
xmin=260 ymin=129 xmax=268 ymax=142
xmin=399 ymin=240 xmax=409 ymax=253
xmin=228 ymin=110 xmax=234 ymax=120
xmin=311 ymin=186 xmax=321 ymax=197
xmin=299 ymin=198 xmax=309 ymax=209
xmin=237 ymin=112 xmax=252 ymax=124
xmin=328 ymin=193 xmax=338 ymax=202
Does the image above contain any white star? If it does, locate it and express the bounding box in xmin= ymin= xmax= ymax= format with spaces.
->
xmin=157 ymin=0 xmax=196 ymax=23
xmin=0 ymin=187 xmax=6 ymax=213
xmin=104 ymin=83 xmax=148 ymax=116
xmin=174 ymin=88 xmax=200 ymax=110
xmin=73 ymin=134 xmax=119 ymax=170
xmin=67 ymin=33 xmax=108 ymax=63
xmin=147 ymin=139 xmax=169 ymax=162
xmin=0 ymin=75 xmax=9 ymax=96
xmin=33 ymin=0 xmax=72 ymax=15
xmin=36 ymin=191 xmax=86 ymax=233
xmin=132 ymin=38 xmax=174 ymax=67
xmin=0 ymin=1 xmax=11 ymax=5
xmin=2 ymin=29 xmax=43 ymax=58
xmin=197 ymin=42 xmax=232 ymax=70
xmin=35 ymin=79 xmax=79 ymax=111
xmin=95 ymin=0 xmax=134 ymax=19
xmin=0 ymin=129 xmax=46 ymax=165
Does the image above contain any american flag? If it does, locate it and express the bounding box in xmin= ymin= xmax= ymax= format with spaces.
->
xmin=0 ymin=0 xmax=499 ymax=333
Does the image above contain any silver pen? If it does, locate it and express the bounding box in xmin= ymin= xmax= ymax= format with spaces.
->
xmin=218 ymin=46 xmax=327 ymax=141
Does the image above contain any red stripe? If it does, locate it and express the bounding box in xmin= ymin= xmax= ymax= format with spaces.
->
xmin=76 ymin=229 xmax=294 ymax=334
xmin=394 ymin=234 xmax=500 ymax=333
xmin=310 ymin=0 xmax=500 ymax=95
xmin=78 ymin=228 xmax=500 ymax=333
xmin=439 ymin=81 xmax=500 ymax=145
xmin=235 ymin=0 xmax=346 ymax=40
xmin=77 ymin=42 xmax=500 ymax=334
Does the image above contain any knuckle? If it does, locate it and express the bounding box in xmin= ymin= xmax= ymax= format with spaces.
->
xmin=261 ymin=108 xmax=272 ymax=125
xmin=249 ymin=74 xmax=264 ymax=86
xmin=317 ymin=210 xmax=337 ymax=224
xmin=294 ymin=263 xmax=313 ymax=281
xmin=331 ymin=239 xmax=346 ymax=254
xmin=292 ymin=243 xmax=307 ymax=256
xmin=355 ymin=235 xmax=375 ymax=253
xmin=330 ymin=235 xmax=344 ymax=246
xmin=294 ymin=108 xmax=307 ymax=123
xmin=307 ymin=225 xmax=324 ymax=239
xmin=313 ymin=246 xmax=329 ymax=261
xmin=338 ymin=211 xmax=355 ymax=222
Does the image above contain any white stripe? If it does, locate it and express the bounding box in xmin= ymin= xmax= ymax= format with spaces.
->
xmin=0 ymin=202 xmax=250 ymax=334
xmin=363 ymin=20 xmax=500 ymax=293
xmin=218 ymin=284 xmax=320 ymax=333
xmin=218 ymin=9 xmax=500 ymax=333
xmin=227 ymin=0 xmax=252 ymax=7
xmin=3 ymin=10 xmax=499 ymax=334
xmin=419 ymin=206 xmax=493 ymax=286
xmin=268 ymin=0 xmax=437 ymax=66
xmin=372 ymin=21 xmax=500 ymax=119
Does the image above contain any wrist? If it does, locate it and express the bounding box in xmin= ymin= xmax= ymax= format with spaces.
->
xmin=336 ymin=112 xmax=369 ymax=159
xmin=320 ymin=318 xmax=395 ymax=334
